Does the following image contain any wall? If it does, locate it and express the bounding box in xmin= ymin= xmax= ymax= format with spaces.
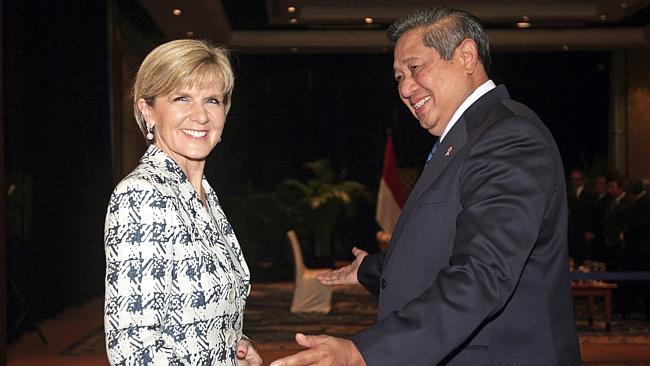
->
xmin=4 ymin=0 xmax=112 ymax=339
xmin=626 ymin=50 xmax=650 ymax=182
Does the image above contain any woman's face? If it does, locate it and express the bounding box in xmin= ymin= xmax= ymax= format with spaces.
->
xmin=140 ymin=83 xmax=226 ymax=170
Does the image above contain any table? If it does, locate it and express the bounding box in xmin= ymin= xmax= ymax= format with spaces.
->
xmin=571 ymin=281 xmax=618 ymax=331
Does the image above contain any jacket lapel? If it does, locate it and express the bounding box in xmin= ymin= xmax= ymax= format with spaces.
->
xmin=384 ymin=118 xmax=468 ymax=262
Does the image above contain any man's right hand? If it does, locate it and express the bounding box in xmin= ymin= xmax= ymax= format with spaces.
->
xmin=316 ymin=247 xmax=368 ymax=286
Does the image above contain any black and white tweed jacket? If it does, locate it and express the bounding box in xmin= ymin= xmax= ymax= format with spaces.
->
xmin=104 ymin=145 xmax=250 ymax=365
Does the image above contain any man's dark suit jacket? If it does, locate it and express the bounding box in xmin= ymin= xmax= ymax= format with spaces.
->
xmin=353 ymin=85 xmax=581 ymax=365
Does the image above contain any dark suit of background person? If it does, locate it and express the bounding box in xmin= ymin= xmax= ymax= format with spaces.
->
xmin=622 ymin=184 xmax=650 ymax=318
xmin=603 ymin=179 xmax=634 ymax=271
xmin=589 ymin=175 xmax=612 ymax=262
xmin=568 ymin=169 xmax=595 ymax=265
xmin=271 ymin=7 xmax=580 ymax=366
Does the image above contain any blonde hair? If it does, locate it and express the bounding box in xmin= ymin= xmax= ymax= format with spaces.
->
xmin=132 ymin=39 xmax=235 ymax=138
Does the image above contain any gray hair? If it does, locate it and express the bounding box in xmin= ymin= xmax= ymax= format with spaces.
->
xmin=387 ymin=7 xmax=491 ymax=72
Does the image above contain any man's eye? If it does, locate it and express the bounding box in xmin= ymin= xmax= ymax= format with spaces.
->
xmin=395 ymin=75 xmax=403 ymax=82
xmin=409 ymin=65 xmax=420 ymax=71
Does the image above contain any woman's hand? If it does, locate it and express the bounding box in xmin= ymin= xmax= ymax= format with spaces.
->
xmin=236 ymin=338 xmax=262 ymax=366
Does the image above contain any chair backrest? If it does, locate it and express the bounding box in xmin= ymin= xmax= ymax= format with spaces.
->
xmin=287 ymin=230 xmax=306 ymax=277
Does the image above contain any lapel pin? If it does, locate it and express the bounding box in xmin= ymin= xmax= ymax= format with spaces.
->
xmin=445 ymin=146 xmax=453 ymax=156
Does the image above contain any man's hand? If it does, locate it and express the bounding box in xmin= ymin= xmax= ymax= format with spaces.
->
xmin=236 ymin=338 xmax=262 ymax=366
xmin=270 ymin=333 xmax=367 ymax=366
xmin=316 ymin=247 xmax=368 ymax=286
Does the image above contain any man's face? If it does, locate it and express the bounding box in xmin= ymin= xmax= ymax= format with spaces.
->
xmin=393 ymin=28 xmax=474 ymax=136
xmin=595 ymin=176 xmax=608 ymax=195
xmin=608 ymin=181 xmax=623 ymax=198
xmin=569 ymin=171 xmax=584 ymax=189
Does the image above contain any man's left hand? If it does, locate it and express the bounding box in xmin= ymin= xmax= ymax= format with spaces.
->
xmin=270 ymin=333 xmax=367 ymax=366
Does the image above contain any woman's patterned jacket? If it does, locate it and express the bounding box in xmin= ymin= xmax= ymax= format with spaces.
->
xmin=104 ymin=145 xmax=250 ymax=365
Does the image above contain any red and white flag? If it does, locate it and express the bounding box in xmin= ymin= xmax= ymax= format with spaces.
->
xmin=376 ymin=134 xmax=405 ymax=233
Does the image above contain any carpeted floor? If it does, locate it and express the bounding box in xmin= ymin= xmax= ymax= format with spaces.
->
xmin=44 ymin=282 xmax=650 ymax=364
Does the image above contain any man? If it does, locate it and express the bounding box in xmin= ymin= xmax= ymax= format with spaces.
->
xmin=621 ymin=180 xmax=650 ymax=318
xmin=567 ymin=168 xmax=594 ymax=265
xmin=271 ymin=7 xmax=580 ymax=366
xmin=589 ymin=173 xmax=612 ymax=262
xmin=603 ymin=175 xmax=634 ymax=271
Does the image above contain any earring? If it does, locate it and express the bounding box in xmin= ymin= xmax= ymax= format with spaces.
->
xmin=146 ymin=123 xmax=154 ymax=141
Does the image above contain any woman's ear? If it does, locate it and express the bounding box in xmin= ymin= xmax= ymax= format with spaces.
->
xmin=137 ymin=98 xmax=155 ymax=126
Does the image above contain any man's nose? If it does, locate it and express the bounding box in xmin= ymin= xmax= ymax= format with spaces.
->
xmin=399 ymin=77 xmax=417 ymax=101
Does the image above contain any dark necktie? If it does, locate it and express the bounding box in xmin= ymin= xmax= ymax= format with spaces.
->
xmin=425 ymin=139 xmax=440 ymax=163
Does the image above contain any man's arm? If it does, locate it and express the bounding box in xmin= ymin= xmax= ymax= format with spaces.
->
xmin=356 ymin=252 xmax=385 ymax=296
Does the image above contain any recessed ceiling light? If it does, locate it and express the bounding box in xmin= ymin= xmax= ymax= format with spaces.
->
xmin=620 ymin=2 xmax=628 ymax=9
xmin=172 ymin=8 xmax=182 ymax=16
xmin=289 ymin=18 xmax=298 ymax=24
xmin=599 ymin=14 xmax=607 ymax=21
xmin=562 ymin=45 xmax=569 ymax=51
xmin=290 ymin=47 xmax=298 ymax=53
xmin=186 ymin=31 xmax=194 ymax=37
xmin=288 ymin=6 xmax=296 ymax=13
xmin=521 ymin=15 xmax=530 ymax=22
xmin=516 ymin=22 xmax=531 ymax=28
xmin=364 ymin=17 xmax=374 ymax=24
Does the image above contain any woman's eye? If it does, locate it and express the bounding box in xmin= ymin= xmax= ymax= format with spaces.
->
xmin=173 ymin=96 xmax=189 ymax=102
xmin=207 ymin=98 xmax=222 ymax=105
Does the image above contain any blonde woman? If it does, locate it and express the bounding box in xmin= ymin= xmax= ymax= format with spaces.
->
xmin=104 ymin=39 xmax=261 ymax=366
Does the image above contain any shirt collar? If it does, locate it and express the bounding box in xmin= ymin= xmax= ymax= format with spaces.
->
xmin=439 ymin=79 xmax=496 ymax=142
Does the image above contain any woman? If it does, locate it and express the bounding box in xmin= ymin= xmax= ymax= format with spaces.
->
xmin=104 ymin=39 xmax=261 ymax=366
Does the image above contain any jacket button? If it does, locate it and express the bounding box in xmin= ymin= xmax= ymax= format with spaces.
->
xmin=226 ymin=330 xmax=236 ymax=346
xmin=380 ymin=278 xmax=387 ymax=289
xmin=228 ymin=288 xmax=236 ymax=303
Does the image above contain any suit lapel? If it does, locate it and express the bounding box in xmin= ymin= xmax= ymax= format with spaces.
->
xmin=384 ymin=118 xmax=468 ymax=263
xmin=383 ymin=85 xmax=511 ymax=267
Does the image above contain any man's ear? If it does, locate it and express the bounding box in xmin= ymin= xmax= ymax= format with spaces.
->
xmin=457 ymin=38 xmax=479 ymax=75
xmin=137 ymin=98 xmax=155 ymax=126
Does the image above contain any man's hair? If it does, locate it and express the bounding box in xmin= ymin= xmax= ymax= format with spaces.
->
xmin=387 ymin=7 xmax=491 ymax=72
xmin=607 ymin=172 xmax=625 ymax=187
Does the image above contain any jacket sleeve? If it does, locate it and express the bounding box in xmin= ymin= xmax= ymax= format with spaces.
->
xmin=357 ymin=252 xmax=386 ymax=297
xmin=354 ymin=115 xmax=559 ymax=365
xmin=104 ymin=178 xmax=179 ymax=365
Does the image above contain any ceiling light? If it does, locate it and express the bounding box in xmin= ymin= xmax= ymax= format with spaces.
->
xmin=186 ymin=31 xmax=194 ymax=37
xmin=562 ymin=45 xmax=569 ymax=51
xmin=172 ymin=8 xmax=182 ymax=16
xmin=620 ymin=2 xmax=628 ymax=9
xmin=290 ymin=47 xmax=298 ymax=53
xmin=599 ymin=14 xmax=607 ymax=21
xmin=288 ymin=6 xmax=296 ymax=13
xmin=364 ymin=17 xmax=374 ymax=24
xmin=289 ymin=18 xmax=298 ymax=24
xmin=521 ymin=15 xmax=530 ymax=22
xmin=516 ymin=22 xmax=531 ymax=28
